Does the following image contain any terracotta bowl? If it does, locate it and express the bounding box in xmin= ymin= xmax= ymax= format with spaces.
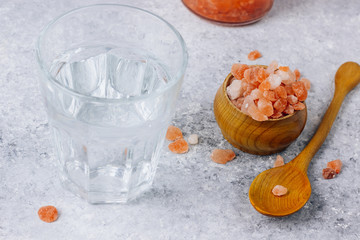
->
xmin=213 ymin=73 xmax=307 ymax=155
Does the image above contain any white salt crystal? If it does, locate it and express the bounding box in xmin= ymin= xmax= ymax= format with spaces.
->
xmin=188 ymin=134 xmax=199 ymax=145
xmin=268 ymin=73 xmax=282 ymax=90
xmin=226 ymin=80 xmax=242 ymax=100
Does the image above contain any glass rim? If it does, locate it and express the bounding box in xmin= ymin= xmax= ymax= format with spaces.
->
xmin=36 ymin=4 xmax=188 ymax=103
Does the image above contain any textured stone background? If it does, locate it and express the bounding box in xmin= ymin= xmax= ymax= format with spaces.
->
xmin=1 ymin=0 xmax=360 ymax=239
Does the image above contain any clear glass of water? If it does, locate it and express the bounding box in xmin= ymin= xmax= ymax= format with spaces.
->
xmin=36 ymin=4 xmax=188 ymax=203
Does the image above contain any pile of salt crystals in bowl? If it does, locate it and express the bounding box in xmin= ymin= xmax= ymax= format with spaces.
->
xmin=227 ymin=61 xmax=311 ymax=121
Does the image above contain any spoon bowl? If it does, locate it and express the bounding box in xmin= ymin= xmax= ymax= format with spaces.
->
xmin=249 ymin=164 xmax=311 ymax=216
xmin=249 ymin=62 xmax=360 ymax=217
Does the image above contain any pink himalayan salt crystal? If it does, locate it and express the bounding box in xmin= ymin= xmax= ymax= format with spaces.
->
xmin=241 ymin=95 xmax=255 ymax=115
xmin=267 ymin=73 xmax=282 ymax=90
xmin=292 ymin=81 xmax=308 ymax=101
xmin=294 ymin=69 xmax=301 ymax=81
xmin=248 ymin=104 xmax=268 ymax=121
xmin=257 ymin=98 xmax=274 ymax=116
xmin=272 ymin=185 xmax=288 ymax=196
xmin=168 ymin=139 xmax=189 ymax=154
xmin=275 ymin=86 xmax=287 ymax=99
xmin=248 ymin=50 xmax=262 ymax=61
xmin=166 ymin=125 xmax=183 ymax=141
xmin=322 ymin=168 xmax=336 ymax=179
xmin=256 ymin=68 xmax=268 ymax=83
xmin=287 ymin=95 xmax=298 ymax=105
xmin=292 ymin=102 xmax=305 ymax=110
xmin=284 ymin=104 xmax=295 ymax=115
xmin=274 ymin=98 xmax=288 ymax=113
xmin=211 ymin=149 xmax=236 ymax=164
xmin=266 ymin=60 xmax=278 ymax=75
xmin=285 ymin=85 xmax=295 ymax=95
xmin=263 ymin=90 xmax=277 ymax=102
xmin=271 ymin=111 xmax=283 ymax=119
xmin=244 ymin=68 xmax=261 ymax=86
xmin=276 ymin=70 xmax=290 ymax=84
xmin=231 ymin=63 xmax=249 ymax=80
xmin=300 ymin=78 xmax=311 ymax=90
xmin=327 ymin=159 xmax=342 ymax=174
xmin=273 ymin=155 xmax=285 ymax=167
xmin=278 ymin=66 xmax=289 ymax=72
xmin=251 ymin=89 xmax=263 ymax=100
xmin=281 ymin=70 xmax=296 ymax=85
xmin=232 ymin=97 xmax=244 ymax=109
xmin=258 ymin=80 xmax=271 ymax=92
xmin=226 ymin=80 xmax=242 ymax=100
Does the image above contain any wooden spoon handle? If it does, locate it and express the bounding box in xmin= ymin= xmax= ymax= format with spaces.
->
xmin=290 ymin=90 xmax=345 ymax=172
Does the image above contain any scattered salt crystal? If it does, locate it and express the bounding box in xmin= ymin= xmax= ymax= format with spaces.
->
xmin=226 ymin=80 xmax=242 ymax=100
xmin=188 ymin=134 xmax=199 ymax=145
xmin=272 ymin=185 xmax=288 ymax=196
xmin=248 ymin=50 xmax=262 ymax=61
xmin=322 ymin=168 xmax=336 ymax=179
xmin=327 ymin=159 xmax=342 ymax=174
xmin=273 ymin=155 xmax=285 ymax=167
xmin=166 ymin=126 xmax=183 ymax=141
xmin=211 ymin=149 xmax=236 ymax=164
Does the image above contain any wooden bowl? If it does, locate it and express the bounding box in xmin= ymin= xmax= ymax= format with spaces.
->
xmin=213 ymin=73 xmax=307 ymax=155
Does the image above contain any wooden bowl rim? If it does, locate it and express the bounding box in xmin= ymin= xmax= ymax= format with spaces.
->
xmin=222 ymin=72 xmax=307 ymax=122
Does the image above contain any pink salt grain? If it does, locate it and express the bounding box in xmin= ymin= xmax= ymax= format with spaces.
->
xmin=322 ymin=168 xmax=336 ymax=179
xmin=272 ymin=185 xmax=288 ymax=196
xmin=273 ymin=155 xmax=285 ymax=168
xmin=263 ymin=90 xmax=277 ymax=102
xmin=300 ymin=78 xmax=311 ymax=90
xmin=292 ymin=102 xmax=305 ymax=110
xmin=327 ymin=159 xmax=342 ymax=174
xmin=257 ymin=98 xmax=274 ymax=116
xmin=267 ymin=74 xmax=282 ymax=90
xmin=284 ymin=104 xmax=295 ymax=115
xmin=292 ymin=81 xmax=308 ymax=101
xmin=248 ymin=50 xmax=262 ymax=61
xmin=231 ymin=63 xmax=249 ymax=80
xmin=226 ymin=80 xmax=242 ymax=100
xmin=287 ymin=95 xmax=298 ymax=105
xmin=211 ymin=149 xmax=236 ymax=164
xmin=166 ymin=126 xmax=183 ymax=141
xmin=294 ymin=69 xmax=301 ymax=81
xmin=274 ymin=98 xmax=288 ymax=113
xmin=232 ymin=97 xmax=244 ymax=109
xmin=250 ymin=89 xmax=263 ymax=100
xmin=275 ymin=86 xmax=287 ymax=99
xmin=285 ymin=85 xmax=295 ymax=95
xmin=248 ymin=105 xmax=268 ymax=121
xmin=266 ymin=60 xmax=278 ymax=74
xmin=241 ymin=95 xmax=255 ymax=115
xmin=271 ymin=111 xmax=283 ymax=119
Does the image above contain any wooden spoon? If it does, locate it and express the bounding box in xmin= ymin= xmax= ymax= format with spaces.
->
xmin=249 ymin=62 xmax=360 ymax=217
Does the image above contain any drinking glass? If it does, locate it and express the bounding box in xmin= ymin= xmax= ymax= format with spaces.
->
xmin=36 ymin=4 xmax=188 ymax=203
